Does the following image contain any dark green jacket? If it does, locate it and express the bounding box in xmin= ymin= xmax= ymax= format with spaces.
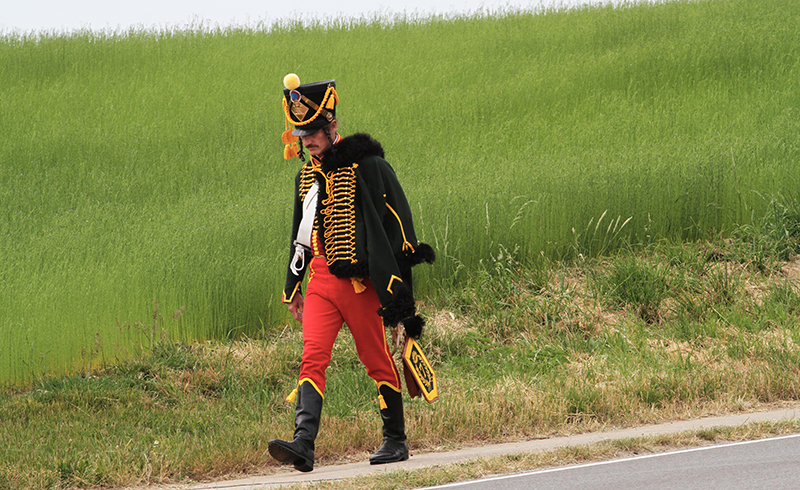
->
xmin=282 ymin=133 xmax=435 ymax=336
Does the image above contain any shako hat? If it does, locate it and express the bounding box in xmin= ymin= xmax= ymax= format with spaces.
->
xmin=281 ymin=73 xmax=338 ymax=160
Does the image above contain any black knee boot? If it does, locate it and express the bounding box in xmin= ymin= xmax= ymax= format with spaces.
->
xmin=269 ymin=381 xmax=323 ymax=472
xmin=369 ymin=384 xmax=409 ymax=465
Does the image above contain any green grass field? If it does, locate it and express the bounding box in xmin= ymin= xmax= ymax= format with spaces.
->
xmin=2 ymin=0 xmax=799 ymax=384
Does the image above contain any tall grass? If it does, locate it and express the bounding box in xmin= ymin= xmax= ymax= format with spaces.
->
xmin=1 ymin=0 xmax=799 ymax=383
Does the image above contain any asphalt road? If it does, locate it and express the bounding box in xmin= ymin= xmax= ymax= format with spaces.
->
xmin=422 ymin=434 xmax=800 ymax=490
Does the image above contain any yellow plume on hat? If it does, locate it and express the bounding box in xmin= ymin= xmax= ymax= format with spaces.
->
xmin=283 ymin=73 xmax=300 ymax=90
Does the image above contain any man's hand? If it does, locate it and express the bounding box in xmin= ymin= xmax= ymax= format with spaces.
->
xmin=287 ymin=294 xmax=304 ymax=323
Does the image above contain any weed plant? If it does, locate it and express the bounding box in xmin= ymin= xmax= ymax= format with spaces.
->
xmin=1 ymin=0 xmax=800 ymax=384
xmin=591 ymin=255 xmax=669 ymax=323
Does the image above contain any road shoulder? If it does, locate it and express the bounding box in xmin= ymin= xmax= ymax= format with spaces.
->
xmin=147 ymin=404 xmax=800 ymax=490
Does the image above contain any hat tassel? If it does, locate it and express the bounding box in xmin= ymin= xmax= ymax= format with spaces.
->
xmin=284 ymin=142 xmax=299 ymax=160
xmin=282 ymin=129 xmax=298 ymax=146
xmin=282 ymin=112 xmax=300 ymax=159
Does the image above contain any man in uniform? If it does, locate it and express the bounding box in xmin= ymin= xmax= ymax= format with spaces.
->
xmin=268 ymin=74 xmax=435 ymax=472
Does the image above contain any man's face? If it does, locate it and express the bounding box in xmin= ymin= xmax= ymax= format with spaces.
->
xmin=300 ymin=121 xmax=337 ymax=156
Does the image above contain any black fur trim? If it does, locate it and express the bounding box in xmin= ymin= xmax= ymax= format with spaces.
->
xmin=402 ymin=314 xmax=425 ymax=340
xmin=377 ymin=282 xmax=416 ymax=328
xmin=328 ymin=261 xmax=370 ymax=279
xmin=320 ymin=133 xmax=384 ymax=173
xmin=405 ymin=242 xmax=436 ymax=266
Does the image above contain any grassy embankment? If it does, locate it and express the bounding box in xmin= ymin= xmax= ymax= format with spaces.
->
xmin=2 ymin=0 xmax=800 ymax=488
xmin=1 ymin=0 xmax=798 ymax=383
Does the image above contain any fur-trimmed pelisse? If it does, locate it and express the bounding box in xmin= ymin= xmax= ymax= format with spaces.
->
xmin=308 ymin=132 xmax=435 ymax=337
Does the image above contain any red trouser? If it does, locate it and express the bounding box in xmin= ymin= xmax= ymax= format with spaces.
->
xmin=299 ymin=257 xmax=401 ymax=396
